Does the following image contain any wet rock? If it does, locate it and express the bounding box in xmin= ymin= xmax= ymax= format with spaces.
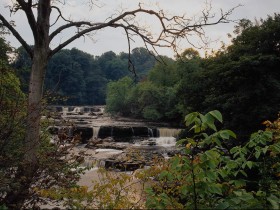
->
xmin=113 ymin=126 xmax=134 ymax=140
xmin=47 ymin=126 xmax=59 ymax=135
xmin=73 ymin=126 xmax=93 ymax=144
xmin=104 ymin=159 xmax=145 ymax=171
xmin=132 ymin=127 xmax=150 ymax=137
xmin=139 ymin=139 xmax=156 ymax=146
xmin=98 ymin=126 xmax=159 ymax=139
xmin=103 ymin=137 xmax=114 ymax=142
xmin=89 ymin=112 xmax=97 ymax=116
xmin=95 ymin=143 xmax=127 ymax=150
xmin=98 ymin=126 xmax=113 ymax=139
xmin=85 ymin=138 xmax=103 ymax=149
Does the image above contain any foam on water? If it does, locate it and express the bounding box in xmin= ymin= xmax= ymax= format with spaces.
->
xmin=155 ymin=137 xmax=176 ymax=147
xmin=95 ymin=148 xmax=124 ymax=153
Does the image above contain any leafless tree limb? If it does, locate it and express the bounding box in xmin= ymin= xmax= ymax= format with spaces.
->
xmin=0 ymin=13 xmax=33 ymax=58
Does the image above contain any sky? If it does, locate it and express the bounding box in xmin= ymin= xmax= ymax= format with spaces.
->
xmin=1 ymin=0 xmax=280 ymax=58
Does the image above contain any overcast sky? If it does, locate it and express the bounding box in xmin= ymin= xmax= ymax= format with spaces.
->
xmin=1 ymin=0 xmax=280 ymax=58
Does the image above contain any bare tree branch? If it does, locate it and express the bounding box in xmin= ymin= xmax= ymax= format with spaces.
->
xmin=0 ymin=13 xmax=33 ymax=58
xmin=50 ymin=5 xmax=71 ymax=27
xmin=49 ymin=4 xmax=238 ymax=58
xmin=15 ymin=0 xmax=37 ymax=39
xmin=49 ymin=21 xmax=101 ymax=41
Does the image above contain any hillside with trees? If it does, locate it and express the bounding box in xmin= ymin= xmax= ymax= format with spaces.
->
xmin=13 ymin=47 xmax=157 ymax=105
xmin=106 ymin=14 xmax=280 ymax=139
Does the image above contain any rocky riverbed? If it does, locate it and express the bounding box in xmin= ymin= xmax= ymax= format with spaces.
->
xmin=39 ymin=106 xmax=183 ymax=209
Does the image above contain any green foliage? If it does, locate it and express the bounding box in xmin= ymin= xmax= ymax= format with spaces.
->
xmin=13 ymin=47 xmax=156 ymax=105
xmin=0 ymin=38 xmax=26 ymax=195
xmin=145 ymin=110 xmax=280 ymax=209
xmin=105 ymin=58 xmax=182 ymax=121
xmin=106 ymin=76 xmax=135 ymax=116
xmin=105 ymin=15 xmax=280 ymax=138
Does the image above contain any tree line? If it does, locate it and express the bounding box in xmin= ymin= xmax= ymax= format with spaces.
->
xmin=13 ymin=47 xmax=156 ymax=105
xmin=106 ymin=14 xmax=280 ymax=139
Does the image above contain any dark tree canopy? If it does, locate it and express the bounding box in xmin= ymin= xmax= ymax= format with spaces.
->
xmin=13 ymin=47 xmax=157 ymax=105
xmin=106 ymin=14 xmax=280 ymax=139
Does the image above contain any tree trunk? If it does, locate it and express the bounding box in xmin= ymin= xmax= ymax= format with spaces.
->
xmin=4 ymin=1 xmax=52 ymax=207
xmin=4 ymin=48 xmax=48 ymax=208
xmin=24 ymin=48 xmax=48 ymax=166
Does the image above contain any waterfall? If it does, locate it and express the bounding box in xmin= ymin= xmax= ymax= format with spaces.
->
xmin=155 ymin=137 xmax=176 ymax=147
xmin=62 ymin=107 xmax=68 ymax=116
xmin=73 ymin=107 xmax=82 ymax=113
xmin=148 ymin=128 xmax=153 ymax=137
xmin=92 ymin=127 xmax=100 ymax=138
xmin=158 ymin=128 xmax=181 ymax=138
xmin=62 ymin=107 xmax=68 ymax=112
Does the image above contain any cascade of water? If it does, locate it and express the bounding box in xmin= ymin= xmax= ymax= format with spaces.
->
xmin=131 ymin=127 xmax=135 ymax=136
xmin=62 ymin=107 xmax=68 ymax=116
xmin=155 ymin=137 xmax=176 ymax=147
xmin=158 ymin=128 xmax=181 ymax=138
xmin=148 ymin=128 xmax=153 ymax=137
xmin=73 ymin=107 xmax=81 ymax=113
xmin=100 ymin=107 xmax=105 ymax=113
xmin=92 ymin=126 xmax=100 ymax=138
xmin=62 ymin=107 xmax=68 ymax=112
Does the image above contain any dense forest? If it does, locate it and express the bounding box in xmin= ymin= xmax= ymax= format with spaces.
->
xmin=13 ymin=47 xmax=157 ymax=105
xmin=7 ymin=14 xmax=280 ymax=139
xmin=106 ymin=15 xmax=280 ymax=139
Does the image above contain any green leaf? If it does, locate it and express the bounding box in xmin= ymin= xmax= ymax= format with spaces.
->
xmin=208 ymin=184 xmax=223 ymax=195
xmin=216 ymin=202 xmax=230 ymax=209
xmin=176 ymin=138 xmax=188 ymax=146
xmin=231 ymin=197 xmax=241 ymax=204
xmin=270 ymin=142 xmax=280 ymax=153
xmin=267 ymin=194 xmax=280 ymax=209
xmin=240 ymin=170 xmax=247 ymax=177
xmin=255 ymin=150 xmax=261 ymax=159
xmin=234 ymin=179 xmax=246 ymax=188
xmin=185 ymin=112 xmax=199 ymax=126
xmin=262 ymin=146 xmax=269 ymax=154
xmin=209 ymin=110 xmax=223 ymax=123
xmin=246 ymin=161 xmax=253 ymax=169
xmin=159 ymin=170 xmax=168 ymax=179
xmin=225 ymin=130 xmax=237 ymax=139
xmin=206 ymin=171 xmax=217 ymax=181
xmin=233 ymin=190 xmax=243 ymax=197
xmin=218 ymin=169 xmax=227 ymax=179
xmin=230 ymin=147 xmax=239 ymax=154
xmin=171 ymin=156 xmax=180 ymax=169
xmin=219 ymin=130 xmax=230 ymax=139
xmin=181 ymin=185 xmax=188 ymax=196
xmin=205 ymin=113 xmax=217 ymax=131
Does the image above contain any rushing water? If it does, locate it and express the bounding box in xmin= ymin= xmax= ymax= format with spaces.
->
xmin=47 ymin=106 xmax=182 ymax=169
